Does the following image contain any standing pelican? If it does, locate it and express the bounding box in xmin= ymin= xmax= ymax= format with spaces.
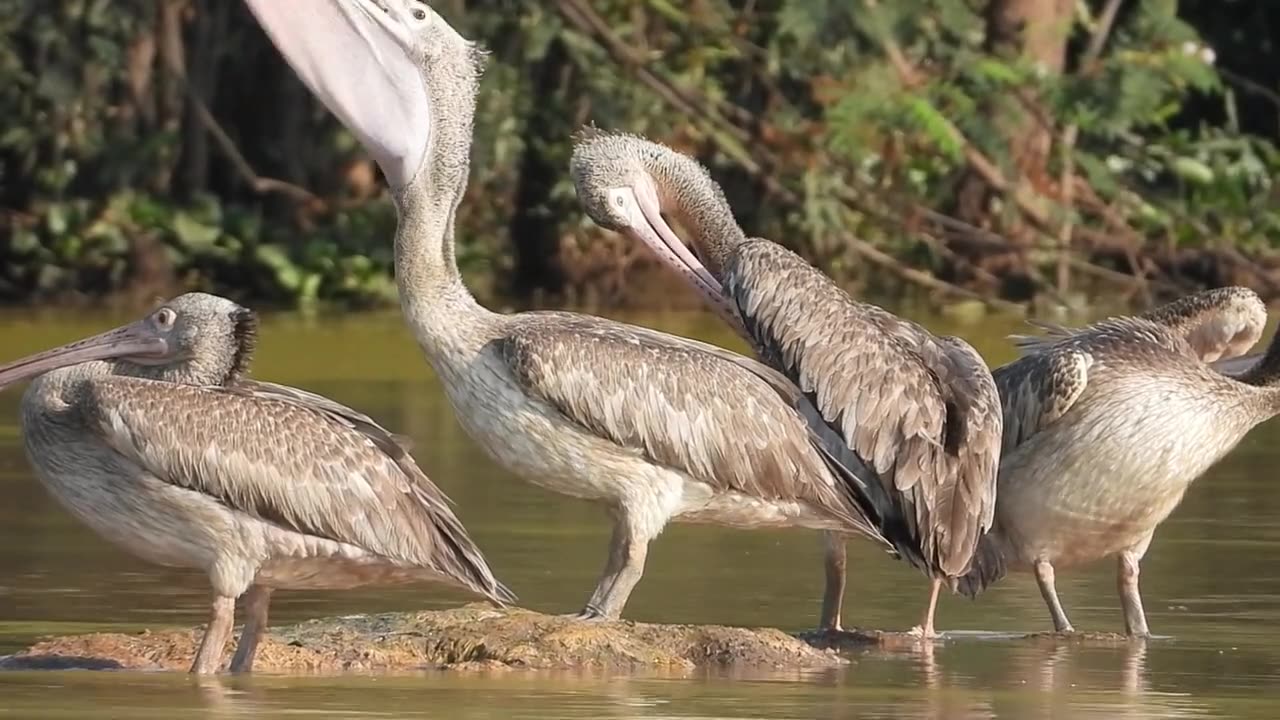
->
xmin=960 ymin=286 xmax=1272 ymax=635
xmin=243 ymin=0 xmax=922 ymax=623
xmin=0 ymin=293 xmax=514 ymax=673
xmin=570 ymin=133 xmax=1002 ymax=637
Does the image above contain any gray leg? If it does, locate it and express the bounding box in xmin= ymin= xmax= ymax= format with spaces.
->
xmin=1033 ymin=559 xmax=1074 ymax=633
xmin=190 ymin=595 xmax=236 ymax=674
xmin=229 ymin=586 xmax=273 ymax=673
xmin=819 ymin=532 xmax=847 ymax=632
xmin=574 ymin=514 xmax=652 ymax=621
xmin=1118 ymin=533 xmax=1154 ymax=638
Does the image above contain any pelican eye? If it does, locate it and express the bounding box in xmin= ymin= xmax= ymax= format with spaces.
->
xmin=154 ymin=308 xmax=177 ymax=329
xmin=412 ymin=8 xmax=426 ymax=20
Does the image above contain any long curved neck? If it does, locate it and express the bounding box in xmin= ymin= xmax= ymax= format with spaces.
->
xmin=391 ymin=51 xmax=495 ymax=359
xmin=650 ymin=155 xmax=746 ymax=281
xmin=393 ymin=177 xmax=476 ymax=308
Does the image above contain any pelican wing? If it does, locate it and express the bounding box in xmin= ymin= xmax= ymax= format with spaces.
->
xmin=237 ymin=380 xmax=414 ymax=456
xmin=723 ymin=241 xmax=1002 ymax=577
xmin=992 ymin=348 xmax=1092 ymax=454
xmin=84 ymin=376 xmax=512 ymax=603
xmin=243 ymin=0 xmax=430 ymax=187
xmin=499 ymin=313 xmax=884 ymax=541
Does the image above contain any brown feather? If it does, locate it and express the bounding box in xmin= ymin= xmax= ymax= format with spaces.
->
xmin=83 ymin=377 xmax=513 ymax=604
xmin=500 ymin=312 xmax=886 ymax=542
xmin=723 ymin=240 xmax=1002 ymax=579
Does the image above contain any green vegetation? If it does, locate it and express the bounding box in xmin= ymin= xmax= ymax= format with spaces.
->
xmin=1 ymin=1 xmax=1276 ymax=310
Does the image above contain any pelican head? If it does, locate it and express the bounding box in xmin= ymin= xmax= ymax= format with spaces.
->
xmin=0 ymin=293 xmax=258 ymax=390
xmin=244 ymin=0 xmax=480 ymax=192
xmin=570 ymin=130 xmax=745 ymax=331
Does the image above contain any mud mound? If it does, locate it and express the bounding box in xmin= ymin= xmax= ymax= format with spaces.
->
xmin=0 ymin=605 xmax=846 ymax=673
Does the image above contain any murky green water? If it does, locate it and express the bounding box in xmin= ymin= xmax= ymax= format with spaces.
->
xmin=1 ymin=305 xmax=1278 ymax=718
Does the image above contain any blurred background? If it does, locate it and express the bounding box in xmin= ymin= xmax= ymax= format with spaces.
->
xmin=0 ymin=0 xmax=1276 ymax=313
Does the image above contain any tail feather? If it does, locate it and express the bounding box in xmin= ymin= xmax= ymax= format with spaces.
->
xmin=408 ymin=483 xmax=518 ymax=607
xmin=954 ymin=529 xmax=1007 ymax=598
xmin=811 ymin=431 xmax=931 ymax=572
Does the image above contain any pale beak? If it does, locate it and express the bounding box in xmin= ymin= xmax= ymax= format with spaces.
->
xmin=620 ymin=184 xmax=750 ymax=339
xmin=0 ymin=322 xmax=168 ymax=391
xmin=1212 ymin=350 xmax=1262 ymax=377
xmin=242 ymin=0 xmax=431 ymax=188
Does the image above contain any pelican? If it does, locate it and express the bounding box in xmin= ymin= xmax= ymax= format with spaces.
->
xmin=570 ymin=133 xmax=1002 ymax=637
xmin=242 ymin=0 xmax=927 ymax=623
xmin=0 ymin=292 xmax=514 ymax=673
xmin=962 ymin=285 xmax=1272 ymax=635
xmin=567 ymin=134 xmax=1277 ymax=636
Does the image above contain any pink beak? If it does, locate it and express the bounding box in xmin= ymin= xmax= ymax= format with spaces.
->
xmin=0 ymin=322 xmax=168 ymax=390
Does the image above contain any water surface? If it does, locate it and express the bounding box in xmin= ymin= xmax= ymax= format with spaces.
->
xmin=0 ymin=306 xmax=1278 ymax=718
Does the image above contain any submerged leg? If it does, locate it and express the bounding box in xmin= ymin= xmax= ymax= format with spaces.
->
xmin=1117 ymin=533 xmax=1154 ymax=638
xmin=818 ymin=532 xmax=848 ymax=632
xmin=191 ymin=595 xmax=236 ymax=674
xmin=574 ymin=511 xmax=655 ymax=621
xmin=1033 ymin=559 xmax=1074 ymax=633
xmin=229 ymin=585 xmax=274 ymax=673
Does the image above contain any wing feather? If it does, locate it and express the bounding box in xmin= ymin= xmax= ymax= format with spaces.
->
xmin=724 ymin=241 xmax=1002 ymax=578
xmin=992 ymin=348 xmax=1092 ymax=454
xmin=499 ymin=314 xmax=885 ymax=541
xmin=84 ymin=377 xmax=512 ymax=603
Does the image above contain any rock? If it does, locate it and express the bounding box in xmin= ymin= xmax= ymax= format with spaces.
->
xmin=0 ymin=605 xmax=846 ymax=673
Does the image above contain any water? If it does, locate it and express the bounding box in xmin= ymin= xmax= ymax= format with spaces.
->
xmin=1 ymin=305 xmax=1278 ymax=718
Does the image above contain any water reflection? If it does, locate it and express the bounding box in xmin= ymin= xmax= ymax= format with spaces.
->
xmin=7 ymin=641 xmax=1205 ymax=720
xmin=0 ymin=306 xmax=1277 ymax=717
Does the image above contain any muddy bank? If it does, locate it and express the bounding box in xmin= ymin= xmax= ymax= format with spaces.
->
xmin=0 ymin=605 xmax=852 ymax=673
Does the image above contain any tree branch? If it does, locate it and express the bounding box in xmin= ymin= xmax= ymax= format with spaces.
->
xmin=860 ymin=0 xmax=1056 ymax=235
xmin=555 ymin=0 xmax=749 ymax=146
xmin=180 ymin=80 xmax=321 ymax=206
xmin=160 ymin=34 xmax=320 ymax=206
xmin=1057 ymin=0 xmax=1127 ymax=294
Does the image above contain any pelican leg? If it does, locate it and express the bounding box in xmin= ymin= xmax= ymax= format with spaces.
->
xmin=912 ymin=578 xmax=943 ymax=639
xmin=1117 ymin=533 xmax=1154 ymax=638
xmin=229 ymin=585 xmax=274 ymax=673
xmin=574 ymin=516 xmax=651 ymax=621
xmin=190 ymin=595 xmax=236 ymax=674
xmin=818 ymin=532 xmax=847 ymax=632
xmin=1033 ymin=559 xmax=1074 ymax=633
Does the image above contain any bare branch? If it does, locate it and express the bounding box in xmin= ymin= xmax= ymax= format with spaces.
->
xmin=158 ymin=25 xmax=321 ymax=207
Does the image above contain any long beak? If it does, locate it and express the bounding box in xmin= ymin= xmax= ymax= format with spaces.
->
xmin=243 ymin=0 xmax=431 ymax=188
xmin=0 ymin=323 xmax=168 ymax=391
xmin=623 ymin=184 xmax=750 ymax=340
xmin=1212 ymin=350 xmax=1262 ymax=377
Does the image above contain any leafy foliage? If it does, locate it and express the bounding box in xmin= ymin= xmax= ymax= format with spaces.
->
xmin=1 ymin=0 xmax=1278 ymax=308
